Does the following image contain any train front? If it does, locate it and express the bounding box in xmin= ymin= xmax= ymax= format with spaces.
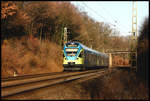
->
xmin=63 ymin=42 xmax=84 ymax=70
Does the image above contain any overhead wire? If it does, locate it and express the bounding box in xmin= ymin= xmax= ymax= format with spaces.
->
xmin=100 ymin=6 xmax=117 ymax=23
xmin=79 ymin=2 xmax=132 ymax=36
xmin=100 ymin=5 xmax=131 ymax=30
xmin=82 ymin=2 xmax=107 ymax=21
xmin=81 ymin=2 xmax=131 ymax=34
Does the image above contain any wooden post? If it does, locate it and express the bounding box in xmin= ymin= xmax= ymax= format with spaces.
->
xmin=13 ymin=71 xmax=18 ymax=77
xmin=109 ymin=53 xmax=112 ymax=68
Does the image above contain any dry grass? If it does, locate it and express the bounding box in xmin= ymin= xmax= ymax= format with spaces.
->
xmin=1 ymin=36 xmax=63 ymax=78
xmin=79 ymin=70 xmax=149 ymax=100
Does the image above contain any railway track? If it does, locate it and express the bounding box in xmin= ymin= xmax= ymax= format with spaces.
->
xmin=1 ymin=72 xmax=66 ymax=82
xmin=1 ymin=68 xmax=116 ymax=98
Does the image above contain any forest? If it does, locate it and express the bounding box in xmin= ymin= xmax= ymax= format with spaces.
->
xmin=1 ymin=1 xmax=131 ymax=50
xmin=1 ymin=1 xmax=148 ymax=79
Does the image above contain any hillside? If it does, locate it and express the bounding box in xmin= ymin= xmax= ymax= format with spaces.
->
xmin=1 ymin=1 xmax=149 ymax=100
xmin=2 ymin=36 xmax=63 ymax=78
xmin=1 ymin=1 xmax=132 ymax=77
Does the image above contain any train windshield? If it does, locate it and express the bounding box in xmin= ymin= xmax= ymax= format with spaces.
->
xmin=65 ymin=48 xmax=78 ymax=56
xmin=66 ymin=52 xmax=77 ymax=56
xmin=66 ymin=43 xmax=79 ymax=47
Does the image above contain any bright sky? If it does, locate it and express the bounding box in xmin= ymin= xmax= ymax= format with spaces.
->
xmin=71 ymin=1 xmax=149 ymax=36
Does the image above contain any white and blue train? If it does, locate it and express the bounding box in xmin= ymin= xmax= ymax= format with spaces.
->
xmin=63 ymin=42 xmax=109 ymax=71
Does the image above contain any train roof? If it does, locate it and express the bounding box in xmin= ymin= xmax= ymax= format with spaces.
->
xmin=65 ymin=42 xmax=108 ymax=57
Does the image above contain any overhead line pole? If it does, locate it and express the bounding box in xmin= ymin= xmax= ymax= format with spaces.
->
xmin=132 ymin=1 xmax=138 ymax=40
xmin=131 ymin=1 xmax=137 ymax=71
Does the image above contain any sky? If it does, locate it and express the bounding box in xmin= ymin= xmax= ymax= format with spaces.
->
xmin=71 ymin=1 xmax=149 ymax=36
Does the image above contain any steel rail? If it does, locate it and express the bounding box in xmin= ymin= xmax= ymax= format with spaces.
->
xmin=2 ymin=69 xmax=107 ymax=82
xmin=2 ymin=72 xmax=64 ymax=82
xmin=2 ymin=69 xmax=105 ymax=88
xmin=1 ymin=68 xmax=109 ymax=97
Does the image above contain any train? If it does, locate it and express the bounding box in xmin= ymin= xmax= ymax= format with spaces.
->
xmin=63 ymin=42 xmax=109 ymax=71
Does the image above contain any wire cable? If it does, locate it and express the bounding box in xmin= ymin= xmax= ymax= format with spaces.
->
xmin=79 ymin=2 xmax=131 ymax=36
